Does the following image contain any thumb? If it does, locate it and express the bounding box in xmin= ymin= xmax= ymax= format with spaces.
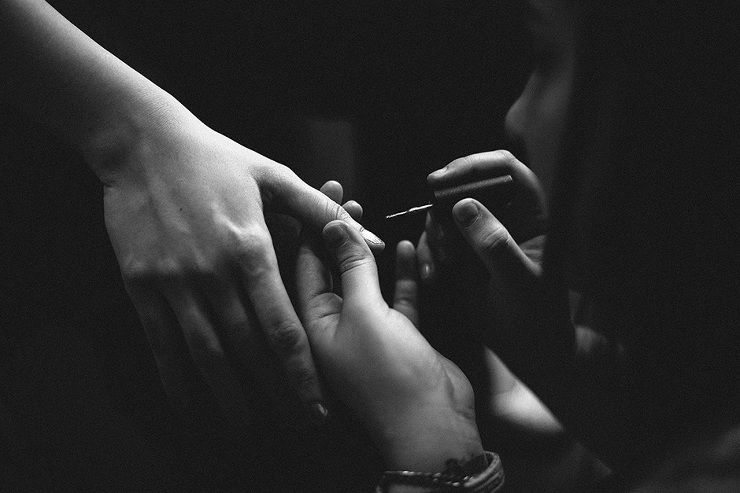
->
xmin=323 ymin=221 xmax=385 ymax=307
xmin=453 ymin=199 xmax=540 ymax=292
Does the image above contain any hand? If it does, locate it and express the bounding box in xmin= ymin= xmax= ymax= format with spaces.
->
xmin=415 ymin=150 xmax=559 ymax=403
xmin=295 ymin=203 xmax=482 ymax=472
xmin=450 ymin=194 xmax=573 ymax=377
xmin=441 ymin=154 xmax=567 ymax=371
xmin=4 ymin=0 xmax=388 ymax=426
xmin=418 ymin=150 xmax=547 ymax=283
xmin=415 ymin=151 xmax=548 ymax=358
xmin=99 ymin=109 xmax=384 ymax=426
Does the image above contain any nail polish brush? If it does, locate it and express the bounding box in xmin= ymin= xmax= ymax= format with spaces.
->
xmin=385 ymin=174 xmax=515 ymax=221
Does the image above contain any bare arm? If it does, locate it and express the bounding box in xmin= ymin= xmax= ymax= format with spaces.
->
xmin=1 ymin=0 xmax=383 ymax=425
xmin=0 ymin=0 xmax=176 ymax=164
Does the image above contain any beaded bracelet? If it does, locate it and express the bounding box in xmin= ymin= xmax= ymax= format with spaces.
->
xmin=375 ymin=451 xmax=504 ymax=492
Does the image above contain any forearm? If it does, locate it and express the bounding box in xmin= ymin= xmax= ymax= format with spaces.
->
xmin=376 ymin=405 xmax=484 ymax=473
xmin=376 ymin=407 xmax=492 ymax=493
xmin=0 ymin=0 xmax=191 ymax=174
xmin=500 ymin=323 xmax=629 ymax=469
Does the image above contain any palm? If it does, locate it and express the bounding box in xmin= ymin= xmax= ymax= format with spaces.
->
xmin=296 ymin=207 xmax=481 ymax=469
xmin=323 ymin=305 xmax=470 ymax=428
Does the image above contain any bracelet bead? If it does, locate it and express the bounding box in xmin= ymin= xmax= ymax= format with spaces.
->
xmin=376 ymin=451 xmax=504 ymax=493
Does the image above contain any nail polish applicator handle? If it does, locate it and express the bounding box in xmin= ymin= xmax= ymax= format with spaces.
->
xmin=385 ymin=174 xmax=515 ymax=222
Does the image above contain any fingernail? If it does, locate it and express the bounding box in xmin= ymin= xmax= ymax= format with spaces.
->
xmin=420 ymin=263 xmax=433 ymax=280
xmin=310 ymin=401 xmax=329 ymax=425
xmin=429 ymin=167 xmax=447 ymax=179
xmin=360 ymin=228 xmax=385 ymax=247
xmin=455 ymin=200 xmax=480 ymax=227
xmin=324 ymin=223 xmax=348 ymax=247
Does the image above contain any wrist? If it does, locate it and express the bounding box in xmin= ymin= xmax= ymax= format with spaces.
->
xmin=380 ymin=451 xmax=504 ymax=493
xmin=376 ymin=404 xmax=484 ymax=474
xmin=81 ymin=84 xmax=198 ymax=185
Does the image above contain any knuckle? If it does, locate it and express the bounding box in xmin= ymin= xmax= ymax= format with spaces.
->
xmin=230 ymin=226 xmax=273 ymax=265
xmin=120 ymin=257 xmax=157 ymax=283
xmin=306 ymin=295 xmax=340 ymax=325
xmin=479 ymin=227 xmax=512 ymax=259
xmin=394 ymin=299 xmax=417 ymax=317
xmin=274 ymin=162 xmax=298 ymax=182
xmin=395 ymin=290 xmax=417 ymax=309
xmin=321 ymin=197 xmax=346 ymax=223
xmin=395 ymin=297 xmax=413 ymax=309
xmin=255 ymin=159 xmax=284 ymax=181
xmin=268 ymin=320 xmax=304 ymax=356
xmin=338 ymin=249 xmax=373 ymax=276
xmin=290 ymin=366 xmax=319 ymax=390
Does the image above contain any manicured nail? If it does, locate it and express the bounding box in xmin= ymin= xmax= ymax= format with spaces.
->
xmin=455 ymin=200 xmax=480 ymax=227
xmin=420 ymin=263 xmax=433 ymax=280
xmin=310 ymin=401 xmax=329 ymax=425
xmin=429 ymin=167 xmax=447 ymax=179
xmin=360 ymin=227 xmax=384 ymax=247
xmin=324 ymin=223 xmax=348 ymax=247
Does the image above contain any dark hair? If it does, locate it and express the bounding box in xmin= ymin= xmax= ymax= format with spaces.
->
xmin=545 ymin=0 xmax=740 ymax=447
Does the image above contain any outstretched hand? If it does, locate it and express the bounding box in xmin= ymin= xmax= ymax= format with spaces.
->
xmin=4 ymin=0 xmax=395 ymax=429
xmin=101 ymin=114 xmax=384 ymax=426
xmin=295 ymin=185 xmax=482 ymax=472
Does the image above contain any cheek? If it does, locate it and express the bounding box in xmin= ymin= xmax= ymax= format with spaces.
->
xmin=507 ymin=66 xmax=574 ymax=196
xmin=538 ymin=72 xmax=572 ymax=148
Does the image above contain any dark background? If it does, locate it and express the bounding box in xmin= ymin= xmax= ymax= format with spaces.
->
xmin=0 ymin=1 xmax=531 ymax=490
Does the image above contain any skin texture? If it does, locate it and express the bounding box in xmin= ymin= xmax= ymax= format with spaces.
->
xmin=1 ymin=0 xmax=384 ymax=425
xmin=296 ymin=182 xmax=484 ymax=474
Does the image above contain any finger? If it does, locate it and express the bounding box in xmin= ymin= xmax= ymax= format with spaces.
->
xmin=342 ymin=200 xmax=363 ymax=221
xmin=428 ymin=151 xmax=547 ymax=243
xmin=415 ymin=231 xmax=436 ymax=284
xmin=318 ymin=181 xmax=363 ymax=221
xmin=296 ymin=230 xmax=341 ymax=348
xmin=202 ymin=283 xmax=283 ymax=419
xmin=236 ymin=229 xmax=326 ymax=418
xmin=319 ymin=180 xmax=344 ymax=204
xmin=322 ymin=220 xmax=384 ymax=308
xmin=427 ymin=150 xmax=523 ymax=187
xmin=393 ymin=240 xmax=420 ymax=327
xmin=126 ymin=284 xmax=190 ymax=407
xmin=160 ymin=285 xmax=250 ymax=427
xmin=296 ymin=240 xmax=333 ymax=311
xmin=453 ymin=198 xmax=540 ymax=292
xmin=424 ymin=211 xmax=446 ymax=266
xmin=267 ymin=166 xmax=385 ymax=251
